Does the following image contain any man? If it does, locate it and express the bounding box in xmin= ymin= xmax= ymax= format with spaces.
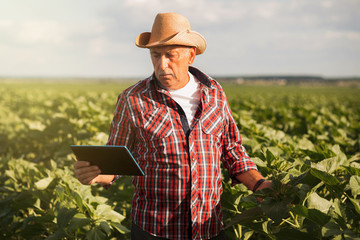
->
xmin=74 ymin=12 xmax=271 ymax=240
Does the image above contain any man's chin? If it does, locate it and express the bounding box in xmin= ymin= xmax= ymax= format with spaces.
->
xmin=157 ymin=77 xmax=175 ymax=86
xmin=158 ymin=74 xmax=174 ymax=80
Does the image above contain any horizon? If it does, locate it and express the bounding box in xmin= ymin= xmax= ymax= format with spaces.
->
xmin=1 ymin=73 xmax=360 ymax=80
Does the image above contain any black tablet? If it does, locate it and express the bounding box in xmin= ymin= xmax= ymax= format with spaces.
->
xmin=70 ymin=145 xmax=144 ymax=176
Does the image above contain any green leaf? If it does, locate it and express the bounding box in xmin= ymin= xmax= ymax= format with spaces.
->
xmin=330 ymin=145 xmax=347 ymax=162
xmin=289 ymin=170 xmax=309 ymax=186
xmin=5 ymin=170 xmax=16 ymax=181
xmin=111 ymin=222 xmax=130 ymax=234
xmin=13 ymin=191 xmax=37 ymax=210
xmin=307 ymin=192 xmax=333 ymax=213
xmin=252 ymin=157 xmax=266 ymax=168
xmin=243 ymin=230 xmax=254 ymax=240
xmin=50 ymin=159 xmax=57 ymax=170
xmin=35 ymin=176 xmax=54 ymax=190
xmin=95 ymin=204 xmax=125 ymax=222
xmin=55 ymin=186 xmax=65 ymax=202
xmin=0 ymin=205 xmax=11 ymax=219
xmin=310 ymin=168 xmax=339 ymax=185
xmin=300 ymin=149 xmax=324 ymax=162
xmin=349 ymin=176 xmax=360 ymax=197
xmin=298 ymin=137 xmax=315 ymax=151
xmin=86 ymin=228 xmax=107 ymax=240
xmin=261 ymin=198 xmax=289 ymax=224
xmin=73 ymin=190 xmax=85 ymax=212
xmin=19 ymin=216 xmax=46 ymax=238
xmin=99 ymin=221 xmax=111 ymax=235
xmin=273 ymin=228 xmax=318 ymax=240
xmin=344 ymin=162 xmax=360 ymax=176
xmin=224 ymin=207 xmax=263 ymax=229
xmin=344 ymin=165 xmax=360 ymax=176
xmin=265 ymin=148 xmax=276 ymax=163
xmin=311 ymin=157 xmax=341 ymax=174
xmin=266 ymin=146 xmax=283 ymax=157
xmin=68 ymin=213 xmax=91 ymax=231
xmin=57 ymin=208 xmax=78 ymax=228
xmin=291 ymin=205 xmax=330 ymax=226
xmin=348 ymin=197 xmax=360 ymax=215
xmin=46 ymin=229 xmax=68 ymax=240
xmin=322 ymin=221 xmax=342 ymax=238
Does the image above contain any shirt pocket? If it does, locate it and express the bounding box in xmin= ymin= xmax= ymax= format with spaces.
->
xmin=142 ymin=106 xmax=173 ymax=139
xmin=201 ymin=106 xmax=224 ymax=138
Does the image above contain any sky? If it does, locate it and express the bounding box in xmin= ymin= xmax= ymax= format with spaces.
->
xmin=1 ymin=0 xmax=360 ymax=78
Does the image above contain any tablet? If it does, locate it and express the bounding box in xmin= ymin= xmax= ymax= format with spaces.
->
xmin=70 ymin=145 xmax=144 ymax=176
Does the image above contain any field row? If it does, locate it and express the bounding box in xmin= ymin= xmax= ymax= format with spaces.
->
xmin=0 ymin=82 xmax=359 ymax=239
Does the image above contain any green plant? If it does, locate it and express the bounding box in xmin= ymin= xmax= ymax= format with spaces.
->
xmin=1 ymin=82 xmax=359 ymax=239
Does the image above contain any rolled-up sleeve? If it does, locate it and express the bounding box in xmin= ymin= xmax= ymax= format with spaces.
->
xmin=221 ymin=95 xmax=257 ymax=185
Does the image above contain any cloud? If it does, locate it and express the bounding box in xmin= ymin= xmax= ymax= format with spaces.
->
xmin=0 ymin=0 xmax=359 ymax=77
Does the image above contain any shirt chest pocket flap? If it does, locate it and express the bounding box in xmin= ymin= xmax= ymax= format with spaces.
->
xmin=142 ymin=106 xmax=173 ymax=139
xmin=201 ymin=104 xmax=224 ymax=138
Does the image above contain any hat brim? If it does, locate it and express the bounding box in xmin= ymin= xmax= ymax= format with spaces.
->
xmin=135 ymin=30 xmax=206 ymax=55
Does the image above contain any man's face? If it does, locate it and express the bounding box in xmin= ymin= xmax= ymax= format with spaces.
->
xmin=150 ymin=45 xmax=196 ymax=90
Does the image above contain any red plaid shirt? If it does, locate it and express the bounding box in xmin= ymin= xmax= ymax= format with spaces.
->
xmin=107 ymin=67 xmax=257 ymax=239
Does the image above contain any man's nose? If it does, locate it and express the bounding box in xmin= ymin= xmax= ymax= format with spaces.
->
xmin=160 ymin=55 xmax=169 ymax=69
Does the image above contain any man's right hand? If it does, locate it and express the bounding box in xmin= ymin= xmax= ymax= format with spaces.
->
xmin=74 ymin=161 xmax=101 ymax=185
xmin=74 ymin=161 xmax=115 ymax=186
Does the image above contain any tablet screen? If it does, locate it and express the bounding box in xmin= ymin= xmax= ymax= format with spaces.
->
xmin=71 ymin=145 xmax=144 ymax=176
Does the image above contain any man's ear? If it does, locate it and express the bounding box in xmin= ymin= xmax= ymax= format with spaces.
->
xmin=188 ymin=47 xmax=196 ymax=65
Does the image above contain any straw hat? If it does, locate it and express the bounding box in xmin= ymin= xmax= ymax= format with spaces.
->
xmin=135 ymin=12 xmax=206 ymax=55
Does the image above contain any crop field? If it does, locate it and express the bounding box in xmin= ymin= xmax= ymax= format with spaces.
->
xmin=0 ymin=80 xmax=359 ymax=239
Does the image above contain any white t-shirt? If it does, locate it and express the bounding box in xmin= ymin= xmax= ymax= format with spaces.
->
xmin=168 ymin=72 xmax=201 ymax=127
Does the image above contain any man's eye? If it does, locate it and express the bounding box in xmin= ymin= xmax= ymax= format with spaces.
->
xmin=167 ymin=53 xmax=178 ymax=58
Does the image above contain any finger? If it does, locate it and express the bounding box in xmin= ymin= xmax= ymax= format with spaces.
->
xmin=75 ymin=167 xmax=100 ymax=181
xmin=77 ymin=169 xmax=101 ymax=185
xmin=83 ymin=175 xmax=100 ymax=185
xmin=78 ymin=173 xmax=99 ymax=185
xmin=74 ymin=165 xmax=100 ymax=177
xmin=74 ymin=161 xmax=91 ymax=169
